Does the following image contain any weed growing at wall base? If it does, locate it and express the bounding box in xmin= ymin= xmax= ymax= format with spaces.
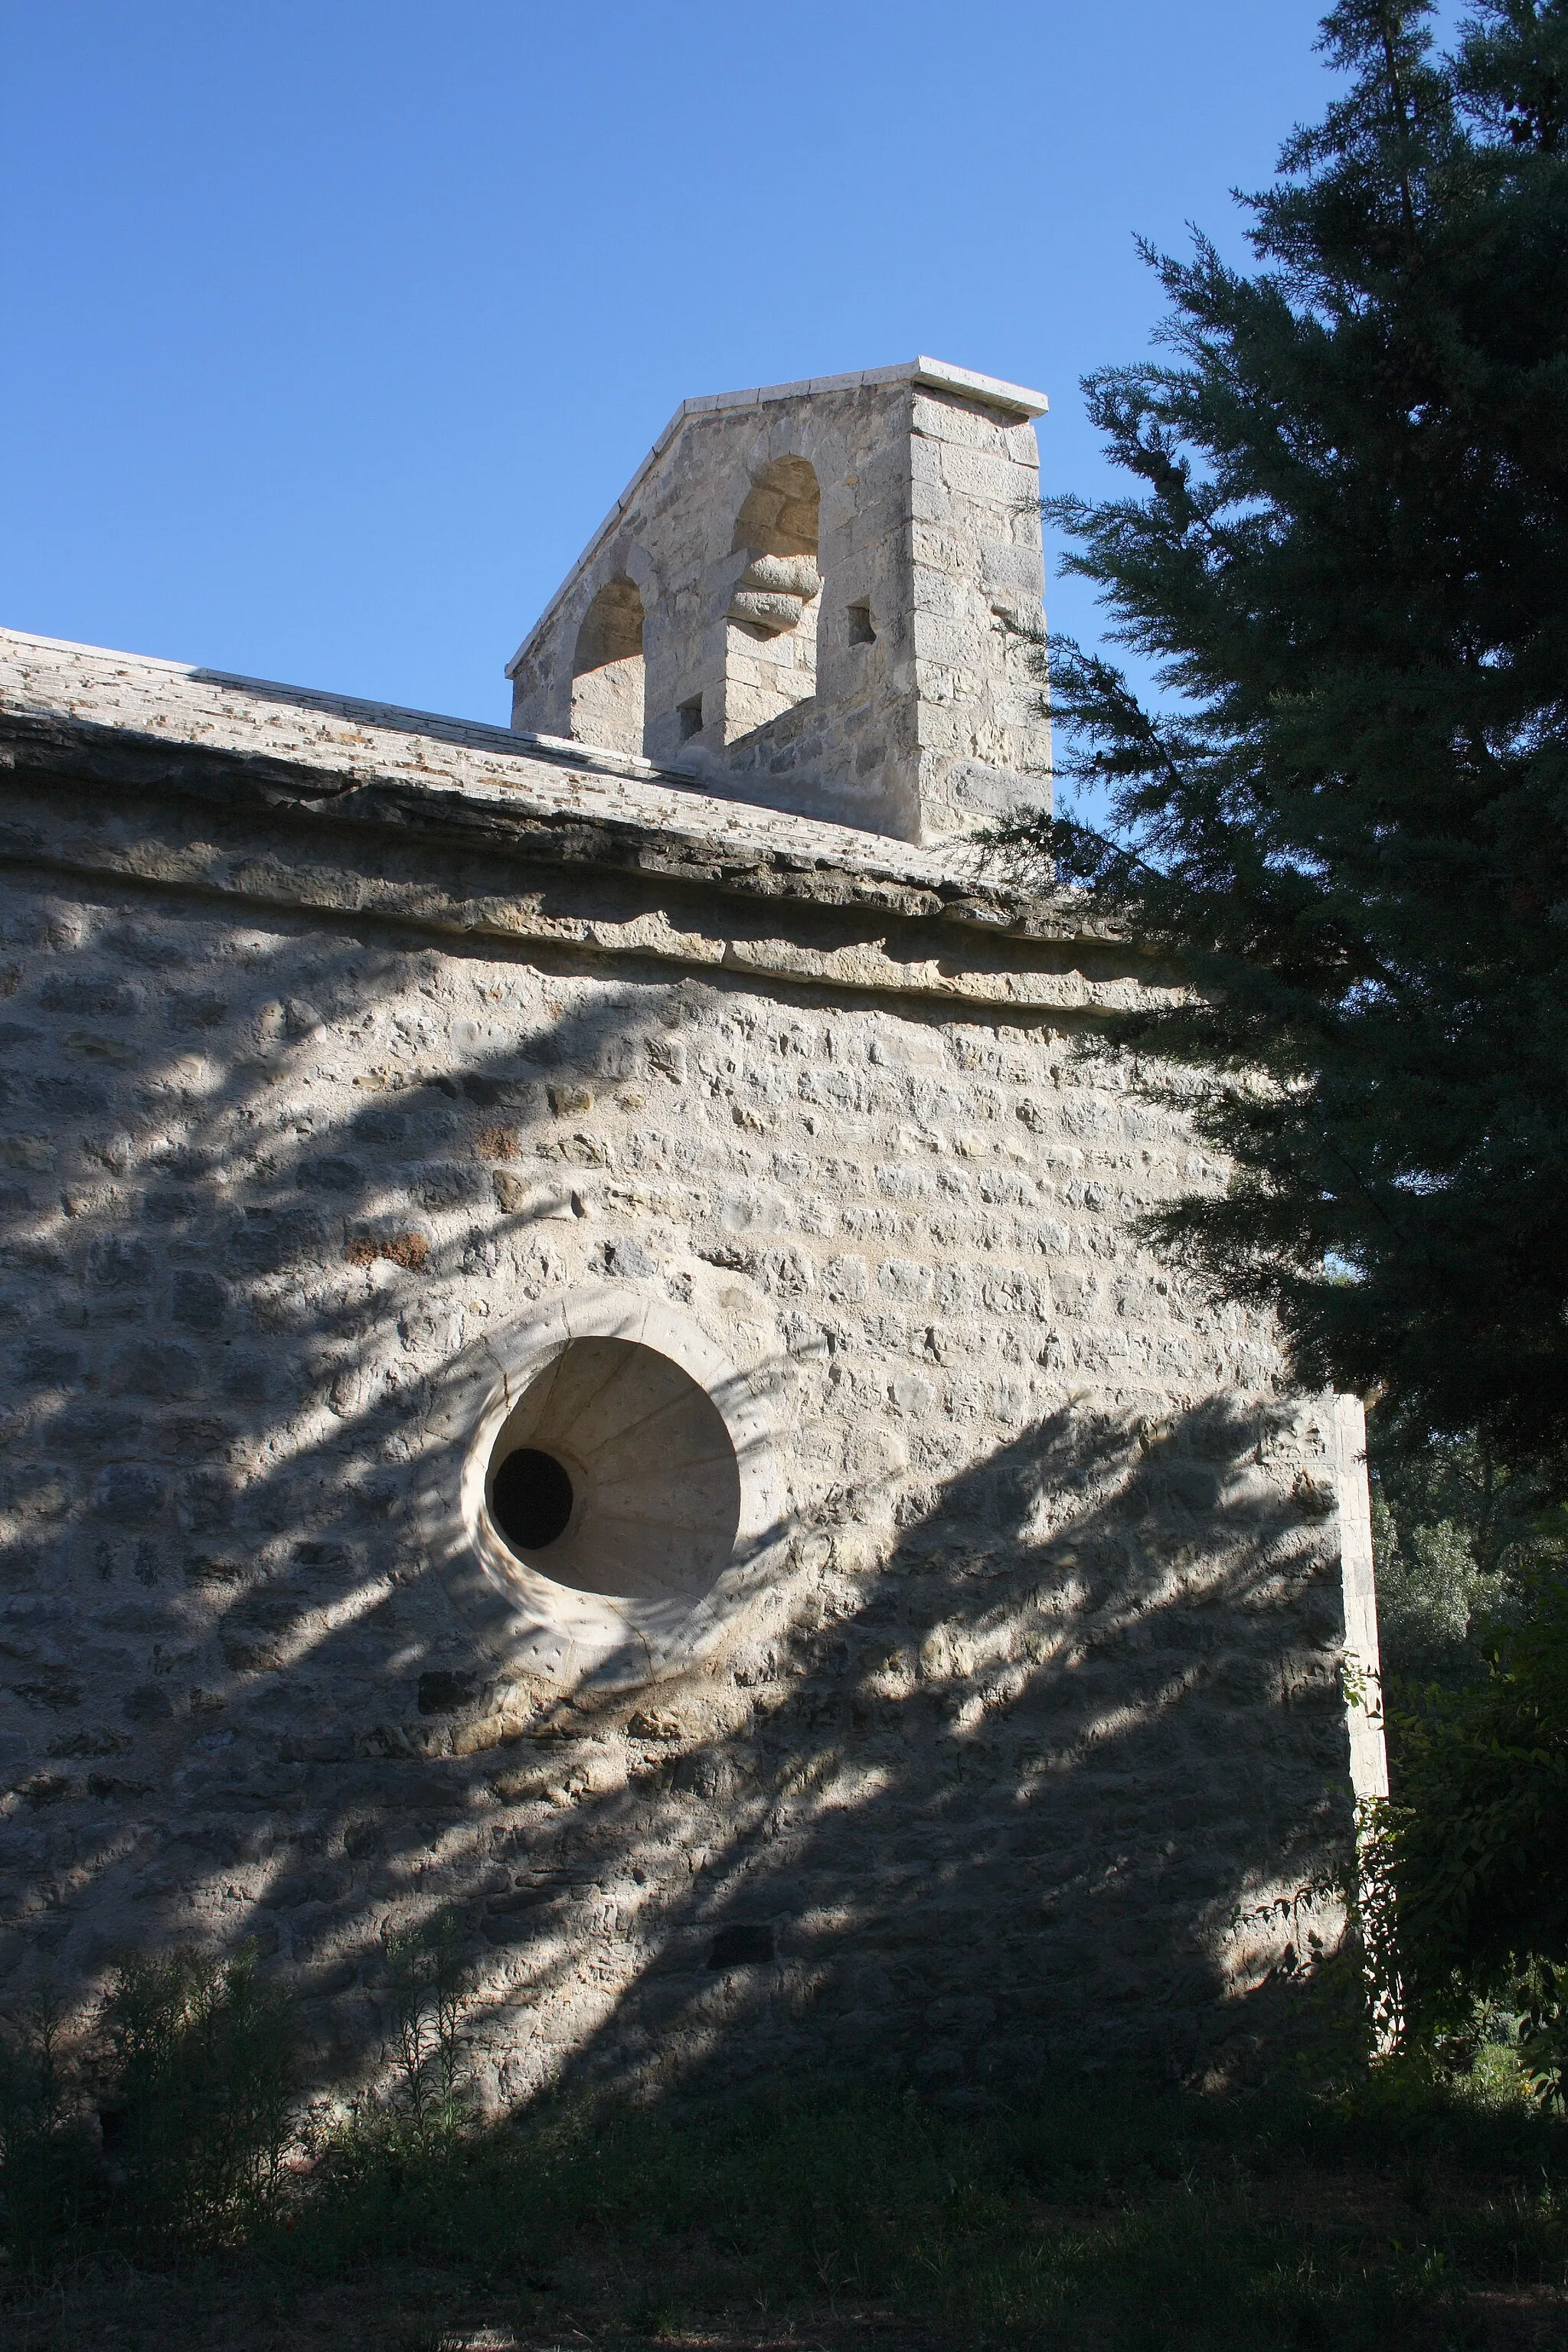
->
xmin=0 ymin=1947 xmax=295 ymax=2269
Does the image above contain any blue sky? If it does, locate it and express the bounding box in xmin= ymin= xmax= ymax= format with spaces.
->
xmin=2 ymin=2 xmax=1459 ymax=730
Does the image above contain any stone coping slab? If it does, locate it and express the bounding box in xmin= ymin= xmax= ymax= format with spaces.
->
xmin=0 ymin=630 xmax=1131 ymax=988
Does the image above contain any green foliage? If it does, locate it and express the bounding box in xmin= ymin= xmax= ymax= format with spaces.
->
xmin=378 ymin=1909 xmax=472 ymax=2132
xmin=0 ymin=1991 xmax=89 ymax=2269
xmin=267 ymin=2065 xmax=1568 ymax=2346
xmin=1368 ymin=1419 xmax=1551 ymax=1684
xmin=0 ymin=1945 xmax=295 ymax=2272
xmin=1357 ymin=1417 xmax=1568 ymax=2090
xmin=101 ymin=1944 xmax=296 ymax=2249
xmin=1356 ymin=1417 xmax=1568 ymax=2084
xmin=1364 ymin=1571 xmax=1568 ymax=2093
xmin=308 ymin=1912 xmax=479 ymax=2205
xmin=5 ymin=1948 xmax=1568 ymax=2347
xmin=1373 ymin=1501 xmax=1503 ymax=1684
xmin=995 ymin=0 xmax=1568 ymax=1459
xmin=16 ymin=2066 xmax=1568 ymax=2348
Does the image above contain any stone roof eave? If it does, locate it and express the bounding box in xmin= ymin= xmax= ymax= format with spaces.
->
xmin=0 ymin=702 xmax=1122 ymax=950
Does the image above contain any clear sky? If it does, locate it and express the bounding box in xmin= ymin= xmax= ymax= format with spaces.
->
xmin=0 ymin=2 xmax=1456 ymax=730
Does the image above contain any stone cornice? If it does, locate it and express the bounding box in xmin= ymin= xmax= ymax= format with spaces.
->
xmin=0 ymin=629 xmax=1151 ymax=1014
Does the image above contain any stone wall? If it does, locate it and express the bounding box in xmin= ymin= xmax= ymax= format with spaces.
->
xmin=0 ymin=632 xmax=1381 ymax=2101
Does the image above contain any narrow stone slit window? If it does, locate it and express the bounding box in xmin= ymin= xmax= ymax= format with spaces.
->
xmin=678 ymin=694 xmax=704 ymax=741
xmin=847 ymin=599 xmax=876 ymax=646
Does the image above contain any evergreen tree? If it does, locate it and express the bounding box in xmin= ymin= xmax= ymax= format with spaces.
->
xmin=1004 ymin=1 xmax=1568 ymax=1459
xmin=1370 ymin=1424 xmax=1534 ymax=1687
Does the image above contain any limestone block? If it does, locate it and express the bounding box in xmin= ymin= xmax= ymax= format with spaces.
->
xmin=937 ymin=443 xmax=1027 ymax=506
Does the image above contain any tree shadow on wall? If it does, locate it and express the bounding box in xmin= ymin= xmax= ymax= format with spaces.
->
xmin=0 ymin=871 xmax=1355 ymax=2102
xmin=436 ymin=1394 xmax=1354 ymax=2105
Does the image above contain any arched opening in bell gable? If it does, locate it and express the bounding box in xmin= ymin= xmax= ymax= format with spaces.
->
xmin=723 ymin=456 xmax=820 ymax=743
xmin=570 ymin=576 xmax=645 ymax=755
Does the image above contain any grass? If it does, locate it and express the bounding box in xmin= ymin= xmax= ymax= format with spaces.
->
xmin=4 ymin=2050 xmax=1567 ymax=2350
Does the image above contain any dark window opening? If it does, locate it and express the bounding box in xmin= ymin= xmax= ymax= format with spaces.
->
xmin=419 ymin=1669 xmax=478 ymax=1715
xmin=707 ymin=1922 xmax=776 ymax=1970
xmin=847 ymin=599 xmax=876 ymax=645
xmin=491 ymin=1448 xmax=574 ymax=1551
xmin=678 ymin=695 xmax=704 ymax=741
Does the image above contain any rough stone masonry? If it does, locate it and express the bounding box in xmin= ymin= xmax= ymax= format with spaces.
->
xmin=0 ymin=358 xmax=1383 ymax=2102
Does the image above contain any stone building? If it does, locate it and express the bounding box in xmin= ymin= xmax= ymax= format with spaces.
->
xmin=0 ymin=358 xmax=1383 ymax=2099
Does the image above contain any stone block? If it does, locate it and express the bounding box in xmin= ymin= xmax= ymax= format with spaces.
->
xmin=93 ymin=1464 xmax=165 ymax=1526
xmin=171 ymin=1270 xmax=230 ymax=1333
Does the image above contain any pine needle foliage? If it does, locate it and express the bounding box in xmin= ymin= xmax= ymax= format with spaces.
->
xmin=998 ymin=1 xmax=1568 ymax=1456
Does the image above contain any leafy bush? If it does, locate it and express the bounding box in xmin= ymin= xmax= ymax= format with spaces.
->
xmin=378 ymin=1909 xmax=472 ymax=2131
xmin=0 ymin=1943 xmax=295 ymax=2270
xmin=5 ymin=1950 xmax=1567 ymax=2347
xmin=261 ymin=2069 xmax=1568 ymax=2345
xmin=1369 ymin=1421 xmax=1548 ymax=1688
xmin=1364 ymin=1572 xmax=1568 ymax=2101
xmin=101 ymin=1944 xmax=296 ymax=2249
xmin=0 ymin=1991 xmax=89 ymax=2268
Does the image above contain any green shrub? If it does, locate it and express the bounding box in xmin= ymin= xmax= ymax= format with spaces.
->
xmin=0 ymin=1991 xmax=90 ymax=2270
xmin=282 ymin=2068 xmax=1568 ymax=2344
xmin=378 ymin=1909 xmax=472 ymax=2132
xmin=1363 ymin=1573 xmax=1568 ymax=2101
xmin=5 ymin=1982 xmax=1567 ymax=2346
xmin=0 ymin=1943 xmax=296 ymax=2268
xmin=100 ymin=1943 xmax=296 ymax=2250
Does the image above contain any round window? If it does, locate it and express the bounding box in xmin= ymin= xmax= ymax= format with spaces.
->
xmin=482 ymin=1335 xmax=741 ymax=1604
xmin=431 ymin=1282 xmax=786 ymax=1691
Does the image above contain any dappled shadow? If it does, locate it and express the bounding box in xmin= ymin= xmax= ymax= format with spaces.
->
xmin=0 ymin=853 xmax=1358 ymax=2101
xmin=459 ymin=1393 xmax=1352 ymax=2102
